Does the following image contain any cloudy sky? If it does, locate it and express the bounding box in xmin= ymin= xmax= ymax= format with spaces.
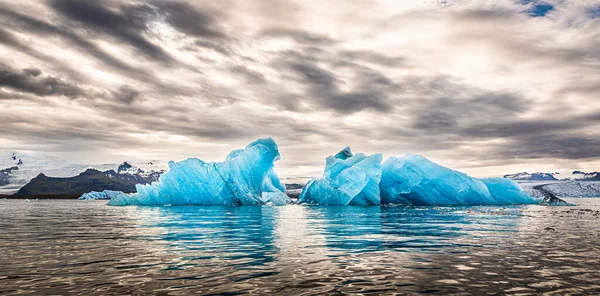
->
xmin=0 ymin=0 xmax=599 ymax=178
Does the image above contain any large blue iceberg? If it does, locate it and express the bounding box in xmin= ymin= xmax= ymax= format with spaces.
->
xmin=380 ymin=154 xmax=535 ymax=205
xmin=300 ymin=149 xmax=536 ymax=206
xmin=298 ymin=147 xmax=382 ymax=205
xmin=108 ymin=138 xmax=291 ymax=206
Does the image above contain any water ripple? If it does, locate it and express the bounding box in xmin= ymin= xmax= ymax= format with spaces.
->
xmin=1 ymin=199 xmax=600 ymax=295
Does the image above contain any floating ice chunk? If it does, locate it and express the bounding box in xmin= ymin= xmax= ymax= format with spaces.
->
xmin=539 ymin=195 xmax=573 ymax=206
xmin=299 ymin=147 xmax=382 ymax=205
xmin=380 ymin=154 xmax=536 ymax=205
xmin=109 ymin=138 xmax=291 ymax=206
xmin=79 ymin=190 xmax=127 ymax=200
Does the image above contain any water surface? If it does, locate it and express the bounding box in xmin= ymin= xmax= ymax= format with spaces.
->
xmin=2 ymin=199 xmax=600 ymax=295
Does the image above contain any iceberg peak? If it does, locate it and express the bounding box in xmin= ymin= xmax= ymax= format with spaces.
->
xmin=334 ymin=146 xmax=353 ymax=160
xmin=299 ymin=148 xmax=383 ymax=205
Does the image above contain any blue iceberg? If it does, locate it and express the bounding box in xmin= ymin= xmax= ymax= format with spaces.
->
xmin=298 ymin=147 xmax=383 ymax=205
xmin=79 ymin=190 xmax=127 ymax=200
xmin=109 ymin=138 xmax=291 ymax=206
xmin=380 ymin=154 xmax=536 ymax=205
xmin=301 ymin=149 xmax=536 ymax=206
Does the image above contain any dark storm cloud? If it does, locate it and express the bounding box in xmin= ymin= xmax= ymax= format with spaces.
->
xmin=229 ymin=65 xmax=267 ymax=85
xmin=282 ymin=53 xmax=394 ymax=113
xmin=152 ymin=1 xmax=227 ymax=39
xmin=22 ymin=67 xmax=42 ymax=77
xmin=413 ymin=111 xmax=457 ymax=130
xmin=393 ymin=75 xmax=531 ymax=132
xmin=113 ymin=86 xmax=140 ymax=105
xmin=0 ymin=7 xmax=153 ymax=81
xmin=0 ymin=64 xmax=85 ymax=98
xmin=261 ymin=28 xmax=336 ymax=45
xmin=289 ymin=62 xmax=337 ymax=89
xmin=492 ymin=134 xmax=600 ymax=160
xmin=0 ymin=27 xmax=73 ymax=75
xmin=193 ymin=40 xmax=233 ymax=55
xmin=50 ymin=0 xmax=173 ymax=62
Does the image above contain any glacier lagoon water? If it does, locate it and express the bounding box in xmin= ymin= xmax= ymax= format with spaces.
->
xmin=2 ymin=199 xmax=600 ymax=295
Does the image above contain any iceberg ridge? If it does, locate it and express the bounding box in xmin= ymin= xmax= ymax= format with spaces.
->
xmin=298 ymin=147 xmax=382 ymax=205
xmin=109 ymin=138 xmax=291 ymax=206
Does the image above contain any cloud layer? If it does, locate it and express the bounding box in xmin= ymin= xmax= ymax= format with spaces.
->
xmin=1 ymin=0 xmax=599 ymax=177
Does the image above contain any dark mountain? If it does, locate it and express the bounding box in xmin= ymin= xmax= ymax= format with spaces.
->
xmin=15 ymin=168 xmax=160 ymax=195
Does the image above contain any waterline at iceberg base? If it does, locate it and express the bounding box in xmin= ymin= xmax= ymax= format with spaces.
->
xmin=105 ymin=138 xmax=539 ymax=206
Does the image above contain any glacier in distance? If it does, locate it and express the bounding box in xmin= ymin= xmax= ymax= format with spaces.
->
xmin=108 ymin=138 xmax=291 ymax=206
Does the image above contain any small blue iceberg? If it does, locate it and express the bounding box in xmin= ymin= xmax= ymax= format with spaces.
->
xmin=79 ymin=190 xmax=129 ymax=200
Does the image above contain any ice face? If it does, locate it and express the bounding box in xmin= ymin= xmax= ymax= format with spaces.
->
xmin=108 ymin=138 xmax=291 ymax=206
xmin=380 ymin=154 xmax=491 ymax=205
xmin=480 ymin=178 xmax=536 ymax=205
xmin=298 ymin=147 xmax=383 ymax=205
xmin=380 ymin=154 xmax=536 ymax=205
xmin=79 ymin=190 xmax=127 ymax=200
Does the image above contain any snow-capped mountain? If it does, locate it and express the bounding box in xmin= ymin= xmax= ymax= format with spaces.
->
xmin=0 ymin=152 xmax=167 ymax=195
xmin=567 ymin=171 xmax=600 ymax=181
xmin=503 ymin=172 xmax=558 ymax=181
xmin=504 ymin=171 xmax=600 ymax=181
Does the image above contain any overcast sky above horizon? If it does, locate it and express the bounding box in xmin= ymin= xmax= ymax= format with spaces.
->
xmin=1 ymin=0 xmax=599 ymax=178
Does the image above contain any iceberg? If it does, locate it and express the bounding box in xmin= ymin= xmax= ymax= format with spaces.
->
xmin=300 ymin=149 xmax=536 ymax=206
xmin=109 ymin=138 xmax=291 ymax=206
xmin=79 ymin=190 xmax=127 ymax=200
xmin=380 ymin=154 xmax=536 ymax=205
xmin=298 ymin=147 xmax=383 ymax=205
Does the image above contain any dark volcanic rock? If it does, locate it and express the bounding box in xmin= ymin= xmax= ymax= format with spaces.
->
xmin=15 ymin=168 xmax=160 ymax=195
xmin=535 ymin=184 xmax=573 ymax=206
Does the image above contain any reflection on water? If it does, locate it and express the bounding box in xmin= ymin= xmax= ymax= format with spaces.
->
xmin=2 ymin=199 xmax=600 ymax=295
